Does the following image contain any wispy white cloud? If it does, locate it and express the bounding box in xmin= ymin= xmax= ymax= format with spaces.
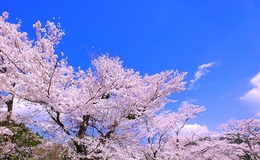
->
xmin=181 ymin=123 xmax=210 ymax=136
xmin=189 ymin=62 xmax=217 ymax=89
xmin=240 ymin=72 xmax=260 ymax=106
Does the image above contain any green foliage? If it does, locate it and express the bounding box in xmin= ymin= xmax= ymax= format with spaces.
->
xmin=0 ymin=120 xmax=42 ymax=147
xmin=0 ymin=120 xmax=71 ymax=159
xmin=0 ymin=120 xmax=42 ymax=159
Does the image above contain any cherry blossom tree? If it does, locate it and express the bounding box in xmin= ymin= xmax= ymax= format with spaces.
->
xmin=219 ymin=117 xmax=260 ymax=159
xmin=180 ymin=117 xmax=260 ymax=160
xmin=0 ymin=11 xmax=228 ymax=160
xmin=0 ymin=11 xmax=206 ymax=159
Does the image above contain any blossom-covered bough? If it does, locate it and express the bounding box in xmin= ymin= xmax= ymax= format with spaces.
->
xmin=219 ymin=118 xmax=260 ymax=159
xmin=1 ymin=12 xmax=259 ymax=159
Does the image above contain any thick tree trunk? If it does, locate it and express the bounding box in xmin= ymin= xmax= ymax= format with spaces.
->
xmin=78 ymin=115 xmax=90 ymax=139
xmin=5 ymin=94 xmax=14 ymax=123
xmin=74 ymin=114 xmax=91 ymax=158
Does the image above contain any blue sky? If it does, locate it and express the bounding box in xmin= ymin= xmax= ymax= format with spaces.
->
xmin=2 ymin=1 xmax=260 ymax=131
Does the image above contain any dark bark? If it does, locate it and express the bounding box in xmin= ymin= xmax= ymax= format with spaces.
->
xmin=78 ymin=115 xmax=90 ymax=139
xmin=75 ymin=115 xmax=90 ymax=154
xmin=5 ymin=96 xmax=14 ymax=122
